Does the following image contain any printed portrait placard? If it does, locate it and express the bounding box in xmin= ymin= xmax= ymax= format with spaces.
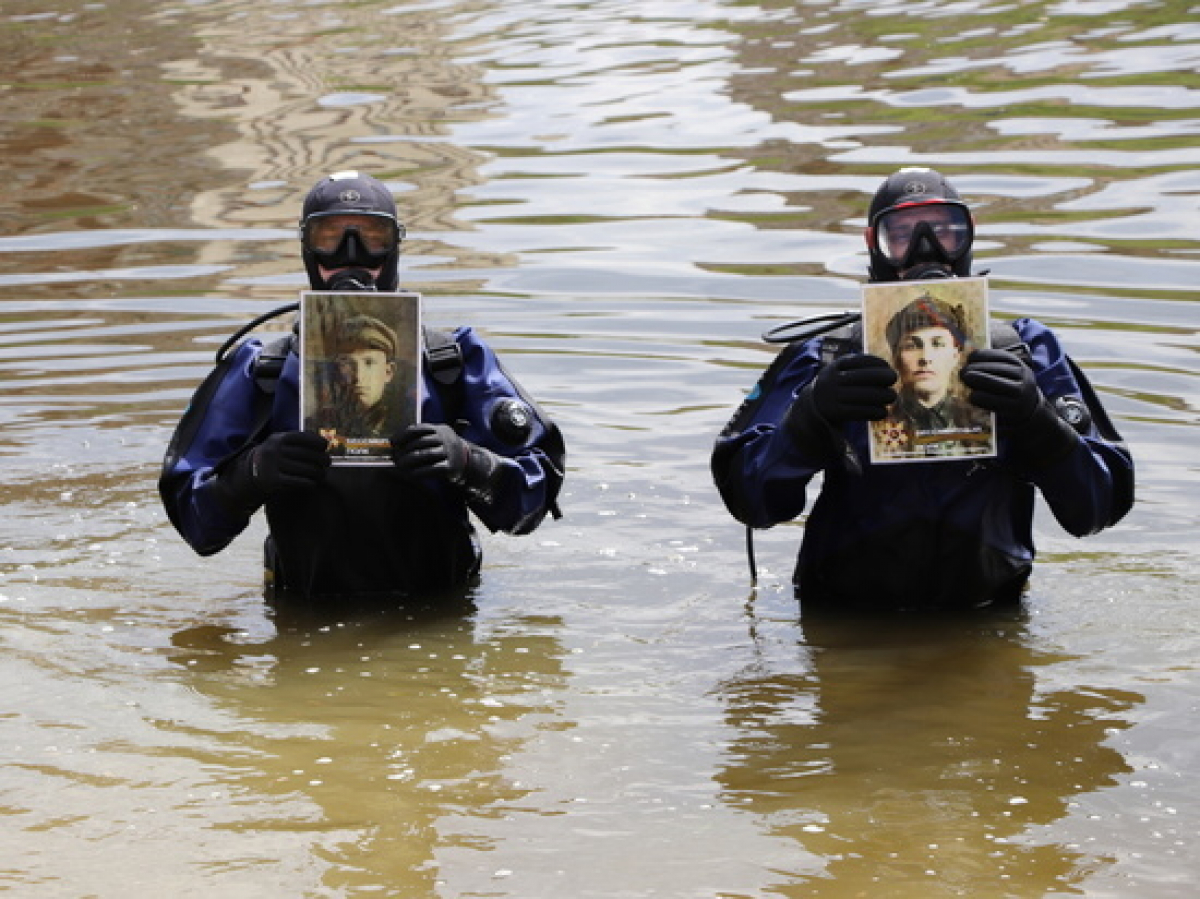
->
xmin=300 ymin=290 xmax=421 ymax=466
xmin=861 ymin=277 xmax=996 ymax=464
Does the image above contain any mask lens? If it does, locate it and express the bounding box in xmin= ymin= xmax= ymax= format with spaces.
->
xmin=875 ymin=202 xmax=971 ymax=264
xmin=303 ymin=214 xmax=401 ymax=256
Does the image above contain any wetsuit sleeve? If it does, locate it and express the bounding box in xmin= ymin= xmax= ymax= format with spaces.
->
xmin=449 ymin=329 xmax=566 ymax=535
xmin=159 ymin=340 xmax=268 ymax=555
xmin=1007 ymin=318 xmax=1134 ymax=536
xmin=710 ymin=338 xmax=831 ymax=528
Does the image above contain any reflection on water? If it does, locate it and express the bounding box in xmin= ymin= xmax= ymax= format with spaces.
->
xmin=717 ymin=610 xmax=1140 ymax=895
xmin=0 ymin=0 xmax=1198 ymax=895
xmin=165 ymin=608 xmax=569 ymax=894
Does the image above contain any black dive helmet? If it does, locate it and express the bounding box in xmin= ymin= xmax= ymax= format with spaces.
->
xmin=866 ymin=167 xmax=974 ymax=282
xmin=299 ymin=171 xmax=404 ymax=291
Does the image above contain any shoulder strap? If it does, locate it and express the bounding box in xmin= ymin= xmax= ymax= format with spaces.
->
xmin=989 ymin=319 xmax=1031 ymax=364
xmin=253 ymin=333 xmax=296 ymax=395
xmin=422 ymin=326 xmax=466 ymax=424
xmin=819 ymin=321 xmax=862 ymax=366
xmin=423 ymin=326 xmax=464 ymax=386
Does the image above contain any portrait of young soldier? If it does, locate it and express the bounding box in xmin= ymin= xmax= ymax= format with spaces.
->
xmin=160 ymin=171 xmax=566 ymax=604
xmin=307 ymin=314 xmax=405 ymax=441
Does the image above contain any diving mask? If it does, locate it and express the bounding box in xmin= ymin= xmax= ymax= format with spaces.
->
xmin=300 ymin=212 xmax=405 ymax=269
xmin=870 ymin=200 xmax=973 ymax=270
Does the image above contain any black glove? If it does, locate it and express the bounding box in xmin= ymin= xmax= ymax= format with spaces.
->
xmin=961 ymin=349 xmax=1078 ymax=465
xmin=959 ymin=349 xmax=1040 ymax=422
xmin=214 ymin=431 xmax=330 ymax=513
xmin=782 ymin=354 xmax=897 ymax=462
xmin=391 ymin=423 xmax=502 ymax=498
xmin=810 ymin=354 xmax=899 ymax=423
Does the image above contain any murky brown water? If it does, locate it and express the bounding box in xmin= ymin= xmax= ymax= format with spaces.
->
xmin=2 ymin=0 xmax=1198 ymax=896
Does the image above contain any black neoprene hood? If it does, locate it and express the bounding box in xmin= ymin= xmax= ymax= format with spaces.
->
xmin=300 ymin=171 xmax=402 ymax=291
xmin=866 ymin=167 xmax=974 ymax=282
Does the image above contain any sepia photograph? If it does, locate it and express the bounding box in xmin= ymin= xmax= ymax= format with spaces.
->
xmin=862 ymin=277 xmax=996 ymax=464
xmin=300 ymin=290 xmax=421 ymax=465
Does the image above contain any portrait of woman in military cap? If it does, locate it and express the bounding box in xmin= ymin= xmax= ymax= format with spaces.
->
xmin=863 ymin=278 xmax=995 ymax=463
